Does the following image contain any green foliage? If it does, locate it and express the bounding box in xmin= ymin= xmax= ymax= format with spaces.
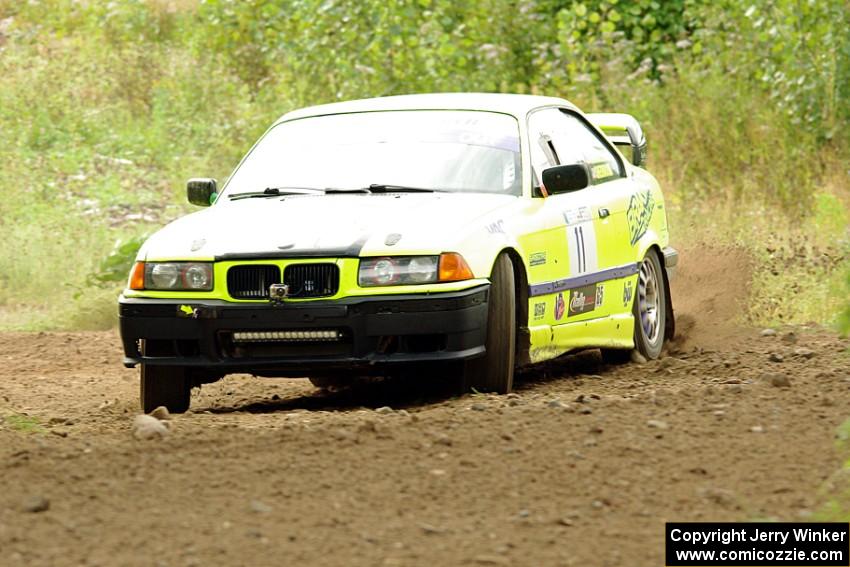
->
xmin=841 ymin=274 xmax=850 ymax=336
xmin=711 ymin=0 xmax=850 ymax=136
xmin=548 ymin=0 xmax=704 ymax=81
xmin=88 ymin=234 xmax=149 ymax=287
xmin=0 ymin=0 xmax=848 ymax=329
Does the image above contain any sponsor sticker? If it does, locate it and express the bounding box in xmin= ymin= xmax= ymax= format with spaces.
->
xmin=533 ymin=302 xmax=546 ymax=320
xmin=623 ymin=280 xmax=634 ymax=307
xmin=591 ymin=163 xmax=614 ymax=180
xmin=486 ymin=220 xmax=505 ymax=234
xmin=177 ymin=305 xmax=197 ymax=318
xmin=554 ymin=293 xmax=566 ymax=321
xmin=568 ymin=284 xmax=598 ymax=316
xmin=529 ymin=252 xmax=547 ymax=266
xmin=563 ymin=206 xmax=593 ymax=226
xmin=595 ymin=284 xmax=604 ymax=307
xmin=626 ymin=189 xmax=655 ymax=245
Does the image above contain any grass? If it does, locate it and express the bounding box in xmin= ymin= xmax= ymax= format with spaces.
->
xmin=3 ymin=413 xmax=46 ymax=434
xmin=0 ymin=1 xmax=847 ymax=331
xmin=668 ymin=192 xmax=850 ymax=328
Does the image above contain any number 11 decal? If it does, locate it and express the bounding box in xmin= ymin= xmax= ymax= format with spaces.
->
xmin=564 ymin=207 xmax=598 ymax=276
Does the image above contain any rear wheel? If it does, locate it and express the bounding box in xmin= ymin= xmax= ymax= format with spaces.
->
xmin=633 ymin=249 xmax=666 ymax=360
xmin=462 ymin=253 xmax=516 ymax=394
xmin=140 ymin=364 xmax=191 ymax=414
xmin=601 ymin=249 xmax=667 ymax=362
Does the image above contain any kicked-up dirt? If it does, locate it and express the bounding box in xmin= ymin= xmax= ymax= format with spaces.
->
xmin=1 ymin=247 xmax=849 ymax=567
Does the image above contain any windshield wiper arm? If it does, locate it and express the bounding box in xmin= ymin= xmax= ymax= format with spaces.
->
xmin=228 ymin=187 xmax=325 ymax=200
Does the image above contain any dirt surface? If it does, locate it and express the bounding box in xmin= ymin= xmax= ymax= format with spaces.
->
xmin=2 ymin=250 xmax=850 ymax=566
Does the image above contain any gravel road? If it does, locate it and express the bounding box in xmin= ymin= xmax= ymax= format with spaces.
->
xmin=1 ymin=249 xmax=848 ymax=566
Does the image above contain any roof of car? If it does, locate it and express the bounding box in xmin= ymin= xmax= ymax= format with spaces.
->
xmin=274 ymin=93 xmax=578 ymax=124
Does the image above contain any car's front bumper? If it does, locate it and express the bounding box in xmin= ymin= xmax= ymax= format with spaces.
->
xmin=119 ymin=285 xmax=489 ymax=377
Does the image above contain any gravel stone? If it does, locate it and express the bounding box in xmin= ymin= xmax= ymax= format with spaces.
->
xmin=761 ymin=373 xmax=791 ymax=388
xmin=760 ymin=328 xmax=777 ymax=337
xmin=419 ymin=522 xmax=443 ymax=534
xmin=630 ymin=351 xmax=648 ymax=364
xmin=647 ymin=419 xmax=668 ymax=429
xmin=768 ymin=353 xmax=784 ymax=363
xmin=375 ymin=406 xmax=393 ymax=415
xmin=249 ymin=500 xmax=273 ymax=514
xmin=21 ymin=495 xmax=50 ymax=513
xmin=793 ymin=347 xmax=815 ymax=359
xmin=472 ymin=555 xmax=509 ymax=565
xmin=132 ymin=414 xmax=169 ymax=440
xmin=433 ymin=434 xmax=452 ymax=446
xmin=150 ymin=406 xmax=170 ymax=420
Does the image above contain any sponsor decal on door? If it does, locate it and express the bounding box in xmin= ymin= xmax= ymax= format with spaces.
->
xmin=568 ymin=284 xmax=599 ymax=317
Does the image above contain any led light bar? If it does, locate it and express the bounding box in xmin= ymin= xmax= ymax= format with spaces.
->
xmin=232 ymin=330 xmax=342 ymax=342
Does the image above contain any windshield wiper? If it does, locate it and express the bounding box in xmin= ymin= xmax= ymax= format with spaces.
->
xmin=360 ymin=184 xmax=446 ymax=193
xmin=322 ymin=187 xmax=374 ymax=194
xmin=228 ymin=187 xmax=324 ymax=200
xmin=229 ymin=184 xmax=447 ymax=200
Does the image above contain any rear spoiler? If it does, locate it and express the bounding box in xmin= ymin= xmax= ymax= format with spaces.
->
xmin=586 ymin=113 xmax=647 ymax=168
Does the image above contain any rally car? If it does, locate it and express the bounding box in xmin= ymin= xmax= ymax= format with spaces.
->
xmin=119 ymin=93 xmax=677 ymax=412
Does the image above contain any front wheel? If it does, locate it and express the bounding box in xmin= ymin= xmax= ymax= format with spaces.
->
xmin=140 ymin=364 xmax=191 ymax=414
xmin=309 ymin=376 xmax=350 ymax=390
xmin=461 ymin=253 xmax=516 ymax=394
xmin=633 ymin=249 xmax=666 ymax=360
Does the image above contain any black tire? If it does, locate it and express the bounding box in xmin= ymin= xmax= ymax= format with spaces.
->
xmin=600 ymin=348 xmax=631 ymax=365
xmin=633 ymin=249 xmax=666 ymax=360
xmin=309 ymin=376 xmax=348 ymax=390
xmin=462 ymin=253 xmax=516 ymax=394
xmin=140 ymin=364 xmax=191 ymax=414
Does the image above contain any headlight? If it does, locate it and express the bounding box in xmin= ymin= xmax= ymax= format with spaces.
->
xmin=359 ymin=256 xmax=438 ymax=287
xmin=358 ymin=253 xmax=473 ymax=287
xmin=130 ymin=262 xmax=214 ymax=291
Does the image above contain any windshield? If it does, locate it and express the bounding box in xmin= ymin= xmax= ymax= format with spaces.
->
xmin=221 ymin=110 xmax=522 ymax=198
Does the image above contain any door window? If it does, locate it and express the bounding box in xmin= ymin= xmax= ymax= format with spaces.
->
xmin=528 ymin=108 xmax=624 ymax=185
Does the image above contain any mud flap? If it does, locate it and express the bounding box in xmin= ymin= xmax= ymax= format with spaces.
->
xmin=662 ymin=263 xmax=675 ymax=341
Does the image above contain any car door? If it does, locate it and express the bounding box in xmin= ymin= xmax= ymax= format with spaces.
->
xmin=524 ymin=107 xmax=635 ymax=325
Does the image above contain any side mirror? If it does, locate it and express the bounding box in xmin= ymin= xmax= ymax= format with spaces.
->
xmin=586 ymin=112 xmax=648 ymax=168
xmin=541 ymin=164 xmax=590 ymax=195
xmin=187 ymin=178 xmax=217 ymax=207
